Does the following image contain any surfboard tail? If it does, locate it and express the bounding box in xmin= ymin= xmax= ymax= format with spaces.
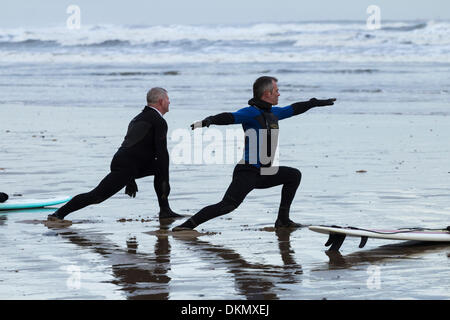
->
xmin=359 ymin=236 xmax=368 ymax=248
xmin=311 ymin=225 xmax=450 ymax=252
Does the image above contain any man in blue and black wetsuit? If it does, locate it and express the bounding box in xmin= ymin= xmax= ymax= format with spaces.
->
xmin=48 ymin=87 xmax=181 ymax=221
xmin=173 ymin=76 xmax=335 ymax=231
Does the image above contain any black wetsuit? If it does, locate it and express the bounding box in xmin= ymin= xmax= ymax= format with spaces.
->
xmin=182 ymin=164 xmax=302 ymax=228
xmin=175 ymin=97 xmax=333 ymax=230
xmin=53 ymin=106 xmax=174 ymax=219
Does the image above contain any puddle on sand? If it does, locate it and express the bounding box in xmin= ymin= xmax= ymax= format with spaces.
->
xmin=16 ymin=218 xmax=106 ymax=228
xmin=144 ymin=229 xmax=218 ymax=238
xmin=16 ymin=219 xmax=74 ymax=228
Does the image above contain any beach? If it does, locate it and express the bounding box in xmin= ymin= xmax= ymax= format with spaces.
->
xmin=0 ymin=21 xmax=449 ymax=299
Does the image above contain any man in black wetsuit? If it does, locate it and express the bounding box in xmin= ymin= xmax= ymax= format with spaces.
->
xmin=48 ymin=87 xmax=181 ymax=220
xmin=173 ymin=76 xmax=335 ymax=231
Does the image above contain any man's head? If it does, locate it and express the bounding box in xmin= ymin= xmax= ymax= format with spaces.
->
xmin=147 ymin=87 xmax=170 ymax=115
xmin=253 ymin=76 xmax=279 ymax=105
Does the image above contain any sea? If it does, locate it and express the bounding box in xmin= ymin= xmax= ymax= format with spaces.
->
xmin=0 ymin=20 xmax=449 ymax=113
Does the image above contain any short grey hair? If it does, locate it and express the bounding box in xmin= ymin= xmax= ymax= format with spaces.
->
xmin=253 ymin=76 xmax=278 ymax=99
xmin=146 ymin=87 xmax=168 ymax=104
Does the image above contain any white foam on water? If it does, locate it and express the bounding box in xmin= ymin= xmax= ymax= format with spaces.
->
xmin=1 ymin=21 xmax=449 ymax=63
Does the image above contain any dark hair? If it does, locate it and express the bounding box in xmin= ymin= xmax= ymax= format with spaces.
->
xmin=253 ymin=76 xmax=278 ymax=99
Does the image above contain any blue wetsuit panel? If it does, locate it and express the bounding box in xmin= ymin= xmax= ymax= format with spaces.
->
xmin=230 ymin=105 xmax=294 ymax=168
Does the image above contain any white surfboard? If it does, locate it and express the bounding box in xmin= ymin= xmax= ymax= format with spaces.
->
xmin=0 ymin=196 xmax=71 ymax=211
xmin=309 ymin=225 xmax=450 ymax=251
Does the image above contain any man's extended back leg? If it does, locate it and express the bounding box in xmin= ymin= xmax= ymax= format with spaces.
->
xmin=48 ymin=170 xmax=133 ymax=220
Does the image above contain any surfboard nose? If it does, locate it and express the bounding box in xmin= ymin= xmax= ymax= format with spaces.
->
xmin=0 ymin=192 xmax=8 ymax=203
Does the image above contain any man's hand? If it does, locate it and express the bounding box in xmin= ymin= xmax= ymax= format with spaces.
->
xmin=125 ymin=180 xmax=138 ymax=198
xmin=190 ymin=117 xmax=212 ymax=130
xmin=310 ymin=98 xmax=336 ymax=107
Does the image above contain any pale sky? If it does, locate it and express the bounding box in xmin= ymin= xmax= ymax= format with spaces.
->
xmin=1 ymin=0 xmax=449 ymax=28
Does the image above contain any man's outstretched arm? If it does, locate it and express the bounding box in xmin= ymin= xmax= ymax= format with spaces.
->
xmin=291 ymin=98 xmax=336 ymax=115
xmin=190 ymin=112 xmax=235 ymax=130
xmin=275 ymin=98 xmax=336 ymax=120
xmin=191 ymin=105 xmax=264 ymax=130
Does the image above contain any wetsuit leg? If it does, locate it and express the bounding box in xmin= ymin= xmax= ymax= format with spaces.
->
xmin=54 ymin=169 xmax=134 ymax=219
xmin=134 ymin=167 xmax=170 ymax=208
xmin=175 ymin=165 xmax=258 ymax=229
xmin=256 ymin=166 xmax=301 ymax=209
xmin=256 ymin=166 xmax=301 ymax=225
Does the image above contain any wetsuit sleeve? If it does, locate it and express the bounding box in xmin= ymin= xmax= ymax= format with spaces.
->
xmin=192 ymin=112 xmax=235 ymax=129
xmin=231 ymin=107 xmax=256 ymax=124
xmin=153 ymin=120 xmax=170 ymax=182
xmin=274 ymin=99 xmax=334 ymax=120
xmin=272 ymin=106 xmax=295 ymax=120
xmin=193 ymin=107 xmax=256 ymax=128
xmin=291 ymin=100 xmax=316 ymax=116
xmin=207 ymin=112 xmax=235 ymax=125
xmin=273 ymin=100 xmax=323 ymax=120
xmin=291 ymin=98 xmax=335 ymax=116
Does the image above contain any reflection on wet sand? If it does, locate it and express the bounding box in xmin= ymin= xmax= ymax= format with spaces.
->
xmin=173 ymin=228 xmax=303 ymax=299
xmin=276 ymin=228 xmax=303 ymax=274
xmin=0 ymin=214 xmax=7 ymax=226
xmin=111 ymin=234 xmax=171 ymax=300
xmin=44 ymin=217 xmax=306 ymax=299
xmin=45 ymin=218 xmax=176 ymax=300
xmin=1 ymin=208 xmax=57 ymax=226
xmin=322 ymin=241 xmax=450 ymax=270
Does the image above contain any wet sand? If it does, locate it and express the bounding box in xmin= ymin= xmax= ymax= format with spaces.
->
xmin=0 ymin=105 xmax=449 ymax=299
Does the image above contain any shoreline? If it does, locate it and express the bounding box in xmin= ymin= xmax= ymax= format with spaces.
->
xmin=1 ymin=104 xmax=449 ymax=299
